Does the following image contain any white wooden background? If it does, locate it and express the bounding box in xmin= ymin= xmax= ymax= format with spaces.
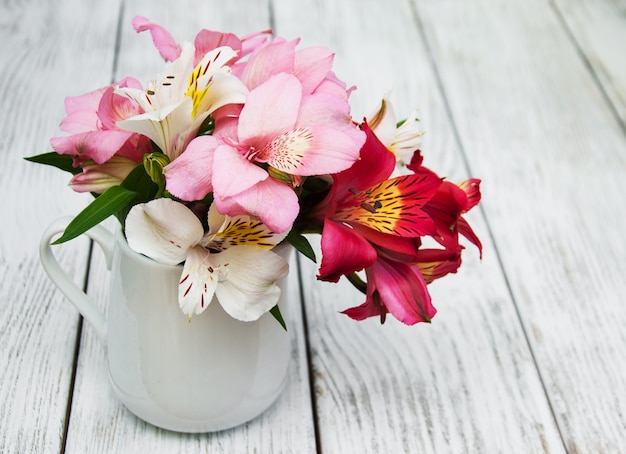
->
xmin=1 ymin=0 xmax=625 ymax=452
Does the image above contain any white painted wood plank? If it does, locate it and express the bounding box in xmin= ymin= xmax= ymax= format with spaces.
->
xmin=552 ymin=0 xmax=626 ymax=127
xmin=63 ymin=2 xmax=316 ymax=452
xmin=0 ymin=1 xmax=123 ymax=452
xmin=273 ymin=0 xmax=565 ymax=452
xmin=414 ymin=0 xmax=626 ymax=451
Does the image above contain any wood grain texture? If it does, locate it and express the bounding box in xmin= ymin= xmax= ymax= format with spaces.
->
xmin=0 ymin=0 xmax=122 ymax=452
xmin=61 ymin=1 xmax=316 ymax=452
xmin=414 ymin=0 xmax=626 ymax=450
xmin=552 ymin=0 xmax=626 ymax=128
xmin=273 ymin=0 xmax=566 ymax=452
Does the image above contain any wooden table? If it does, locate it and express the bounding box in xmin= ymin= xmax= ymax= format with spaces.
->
xmin=2 ymin=0 xmax=625 ymax=452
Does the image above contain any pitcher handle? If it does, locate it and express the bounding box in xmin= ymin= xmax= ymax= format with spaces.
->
xmin=39 ymin=216 xmax=116 ymax=342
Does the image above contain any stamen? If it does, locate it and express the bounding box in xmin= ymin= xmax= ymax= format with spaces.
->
xmin=360 ymin=202 xmax=378 ymax=213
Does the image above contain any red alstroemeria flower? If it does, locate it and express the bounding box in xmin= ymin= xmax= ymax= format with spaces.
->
xmin=342 ymin=255 xmax=437 ymax=325
xmin=317 ymin=122 xmax=442 ymax=283
xmin=340 ymin=244 xmax=463 ymax=325
xmin=408 ymin=153 xmax=483 ymax=257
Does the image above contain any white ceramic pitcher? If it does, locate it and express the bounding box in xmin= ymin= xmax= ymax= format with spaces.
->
xmin=39 ymin=217 xmax=292 ymax=433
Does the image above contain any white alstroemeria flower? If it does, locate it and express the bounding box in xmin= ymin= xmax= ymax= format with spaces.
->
xmin=125 ymin=198 xmax=289 ymax=321
xmin=116 ymin=43 xmax=248 ymax=160
xmin=367 ymin=98 xmax=425 ymax=165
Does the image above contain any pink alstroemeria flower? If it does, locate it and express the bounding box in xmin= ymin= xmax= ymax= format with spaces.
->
xmin=165 ymin=72 xmax=365 ymax=233
xmin=50 ymin=77 xmax=150 ymax=169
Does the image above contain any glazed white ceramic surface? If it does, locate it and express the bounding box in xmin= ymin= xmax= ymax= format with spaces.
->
xmin=40 ymin=217 xmax=292 ymax=433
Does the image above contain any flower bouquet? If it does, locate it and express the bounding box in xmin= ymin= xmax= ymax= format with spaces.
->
xmin=29 ymin=16 xmax=482 ymax=329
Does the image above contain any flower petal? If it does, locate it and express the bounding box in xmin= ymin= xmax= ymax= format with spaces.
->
xmin=116 ymin=97 xmax=193 ymax=159
xmin=331 ymin=122 xmax=396 ymax=197
xmin=206 ymin=204 xmax=288 ymax=250
xmin=357 ymin=257 xmax=436 ymax=325
xmin=416 ymin=247 xmax=462 ymax=284
xmin=193 ymin=29 xmax=242 ymax=65
xmin=237 ymin=73 xmax=302 ymax=145
xmin=63 ymin=86 xmax=108 ymax=116
xmin=59 ymin=110 xmax=100 ymax=134
xmin=214 ymin=177 xmax=299 ymax=234
xmin=132 ymin=16 xmax=182 ymax=62
xmin=341 ymin=279 xmax=386 ymax=322
xmin=458 ymin=216 xmax=483 ymax=258
xmin=334 ymin=171 xmax=441 ymax=237
xmin=238 ymin=39 xmax=297 ymax=90
xmin=212 ymin=143 xmax=268 ymax=197
xmin=257 ymin=90 xmax=363 ymax=175
xmin=341 ymin=257 xmax=437 ymax=325
xmin=125 ymin=198 xmax=204 ymax=265
xmin=213 ymin=246 xmax=289 ymax=321
xmin=98 ymin=78 xmax=144 ymax=129
xmin=318 ymin=219 xmax=377 ymax=282
xmin=50 ymin=130 xmax=135 ymax=165
xmin=294 ymin=46 xmax=334 ymax=94
xmin=186 ymin=47 xmax=247 ymax=118
xmin=390 ymin=109 xmax=424 ymax=162
xmin=164 ymin=135 xmax=218 ymax=201
xmin=178 ymin=246 xmax=219 ymax=317
xmin=459 ymin=178 xmax=482 ymax=211
xmin=366 ymin=98 xmax=397 ymax=148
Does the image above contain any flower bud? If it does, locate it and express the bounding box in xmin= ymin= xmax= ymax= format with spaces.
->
xmin=143 ymin=151 xmax=170 ymax=187
xmin=268 ymin=166 xmax=302 ymax=187
xmin=69 ymin=156 xmax=138 ymax=194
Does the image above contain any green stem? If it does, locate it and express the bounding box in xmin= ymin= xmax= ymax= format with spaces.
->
xmin=346 ymin=272 xmax=367 ymax=294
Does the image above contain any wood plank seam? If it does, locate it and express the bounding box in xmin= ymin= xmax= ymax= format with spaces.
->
xmin=60 ymin=241 xmax=94 ymax=454
xmin=548 ymin=0 xmax=626 ymax=138
xmin=406 ymin=0 xmax=570 ymax=450
xmin=295 ymin=253 xmax=323 ymax=454
xmin=62 ymin=6 xmax=125 ymax=452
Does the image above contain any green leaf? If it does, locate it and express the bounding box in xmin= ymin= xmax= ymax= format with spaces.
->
xmin=52 ymin=186 xmax=137 ymax=244
xmin=24 ymin=152 xmax=81 ymax=175
xmin=120 ymin=164 xmax=157 ymax=194
xmin=269 ymin=305 xmax=287 ymax=331
xmin=286 ymin=229 xmax=316 ymax=262
xmin=114 ymin=164 xmax=159 ymax=226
